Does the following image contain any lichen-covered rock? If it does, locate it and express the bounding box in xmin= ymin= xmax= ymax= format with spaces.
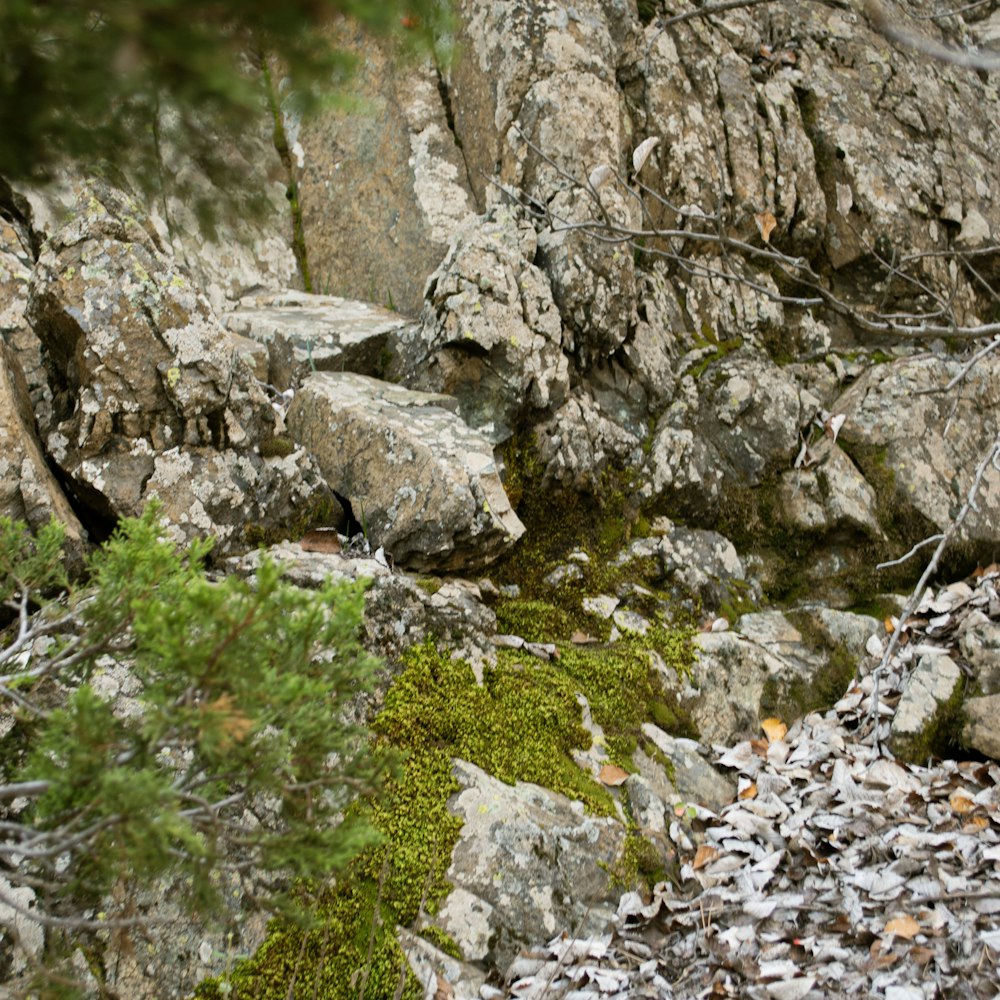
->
xmin=222 ymin=289 xmax=416 ymax=390
xmin=286 ymin=372 xmax=525 ymax=572
xmin=682 ymin=608 xmax=879 ymax=746
xmin=395 ymin=207 xmax=568 ymax=442
xmin=25 ymin=181 xmax=331 ymax=553
xmin=0 ymin=342 xmax=86 ymax=564
xmin=962 ymin=694 xmax=1000 ymax=761
xmin=428 ymin=758 xmax=625 ymax=971
xmin=648 ymin=348 xmax=805 ymax=518
xmin=836 ymin=355 xmax=1000 ymax=557
xmin=295 ymin=24 xmax=476 ymax=315
xmin=777 ymin=440 xmax=883 ymax=538
xmin=889 ymin=651 xmax=963 ymax=763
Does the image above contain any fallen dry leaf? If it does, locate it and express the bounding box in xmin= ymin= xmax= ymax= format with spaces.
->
xmin=755 ymin=211 xmax=777 ymax=243
xmin=599 ymin=764 xmax=629 ymax=787
xmin=762 ymin=718 xmax=788 ymax=743
xmin=571 ymin=630 xmax=598 ymax=645
xmin=693 ymin=845 xmax=719 ymax=870
xmin=300 ymin=529 xmax=342 ymax=554
xmin=950 ymin=791 xmax=976 ymax=814
xmin=884 ymin=914 xmax=921 ymax=939
xmin=740 ymin=782 xmax=758 ymax=800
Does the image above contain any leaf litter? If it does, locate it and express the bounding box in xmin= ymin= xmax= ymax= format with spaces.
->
xmin=491 ymin=572 xmax=1000 ymax=999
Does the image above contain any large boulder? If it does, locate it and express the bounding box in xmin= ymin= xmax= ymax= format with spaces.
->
xmin=26 ymin=181 xmax=332 ymax=553
xmin=286 ymin=372 xmax=525 ymax=572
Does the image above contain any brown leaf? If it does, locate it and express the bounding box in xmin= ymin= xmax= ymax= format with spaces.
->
xmin=750 ymin=738 xmax=770 ymax=758
xmin=962 ymin=815 xmax=988 ymax=833
xmin=300 ymin=529 xmax=342 ymax=554
xmin=739 ymin=782 xmax=758 ymax=800
xmin=203 ymin=693 xmax=254 ymax=748
xmin=761 ymin=718 xmax=788 ymax=743
xmin=884 ymin=616 xmax=895 ymax=634
xmin=598 ymin=764 xmax=630 ymax=787
xmin=693 ymin=844 xmax=719 ymax=870
xmin=571 ymin=630 xmax=598 ymax=645
xmin=950 ymin=791 xmax=976 ymax=814
xmin=909 ymin=945 xmax=935 ymax=966
xmin=884 ymin=914 xmax=920 ymax=939
xmin=754 ymin=211 xmax=777 ymax=243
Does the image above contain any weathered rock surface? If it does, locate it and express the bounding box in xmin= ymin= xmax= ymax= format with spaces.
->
xmin=836 ymin=355 xmax=1000 ymax=559
xmin=648 ymin=349 xmax=806 ymax=517
xmin=25 ymin=182 xmax=331 ymax=553
xmin=0 ymin=341 xmax=86 ymax=561
xmin=681 ymin=608 xmax=879 ymax=746
xmin=295 ymin=24 xmax=476 ymax=315
xmin=395 ymin=207 xmax=568 ymax=443
xmin=222 ymin=289 xmax=415 ymax=390
xmin=429 ymin=758 xmax=625 ymax=971
xmin=286 ymin=372 xmax=525 ymax=572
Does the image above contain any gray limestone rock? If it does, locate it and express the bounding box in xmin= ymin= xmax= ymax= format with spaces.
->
xmin=25 ymin=180 xmax=331 ymax=554
xmin=286 ymin=372 xmax=525 ymax=572
xmin=962 ymin=694 xmax=1000 ymax=761
xmin=222 ymin=289 xmax=415 ymax=390
xmin=395 ymin=206 xmax=568 ymax=443
xmin=890 ymin=651 xmax=963 ymax=764
xmin=429 ymin=758 xmax=625 ymax=971
xmin=836 ymin=356 xmax=1000 ymax=558
xmin=648 ymin=349 xmax=803 ymax=518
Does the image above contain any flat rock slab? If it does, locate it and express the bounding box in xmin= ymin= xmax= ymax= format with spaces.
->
xmin=221 ymin=290 xmax=416 ymax=389
xmin=287 ymin=372 xmax=524 ymax=572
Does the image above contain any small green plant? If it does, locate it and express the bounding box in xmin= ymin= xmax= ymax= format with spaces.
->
xmin=0 ymin=505 xmax=391 ymax=980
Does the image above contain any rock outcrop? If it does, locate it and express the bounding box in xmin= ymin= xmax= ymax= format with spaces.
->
xmin=25 ymin=182 xmax=331 ymax=553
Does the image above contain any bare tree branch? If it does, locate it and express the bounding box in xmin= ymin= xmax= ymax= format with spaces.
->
xmin=866 ymin=0 xmax=1000 ymax=70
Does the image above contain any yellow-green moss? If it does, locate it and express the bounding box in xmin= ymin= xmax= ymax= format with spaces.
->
xmin=258 ymin=434 xmax=298 ymax=459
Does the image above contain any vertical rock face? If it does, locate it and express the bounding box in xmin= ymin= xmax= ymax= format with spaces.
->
xmin=294 ymin=22 xmax=477 ymax=315
xmin=25 ymin=181 xmax=331 ymax=552
xmin=0 ymin=341 xmax=86 ymax=563
xmin=286 ymin=372 xmax=525 ymax=572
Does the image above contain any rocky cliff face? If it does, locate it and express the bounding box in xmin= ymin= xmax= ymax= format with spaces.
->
xmin=2 ymin=0 xmax=1000 ymax=997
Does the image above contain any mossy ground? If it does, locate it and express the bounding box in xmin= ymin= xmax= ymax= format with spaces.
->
xmin=199 ymin=440 xmax=697 ymax=998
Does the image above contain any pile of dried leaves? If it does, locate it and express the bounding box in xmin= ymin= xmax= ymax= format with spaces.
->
xmin=496 ymin=576 xmax=1000 ymax=999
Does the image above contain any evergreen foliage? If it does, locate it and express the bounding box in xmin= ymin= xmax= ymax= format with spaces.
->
xmin=0 ymin=506 xmax=390 ymax=946
xmin=0 ymin=0 xmax=449 ymax=218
